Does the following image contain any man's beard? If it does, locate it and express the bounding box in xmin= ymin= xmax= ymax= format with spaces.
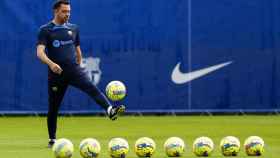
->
xmin=60 ymin=16 xmax=69 ymax=23
xmin=65 ymin=16 xmax=69 ymax=22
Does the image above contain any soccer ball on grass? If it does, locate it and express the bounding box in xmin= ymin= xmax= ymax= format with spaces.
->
xmin=108 ymin=138 xmax=129 ymax=158
xmin=135 ymin=137 xmax=156 ymax=157
xmin=52 ymin=138 xmax=74 ymax=158
xmin=164 ymin=137 xmax=185 ymax=157
xmin=79 ymin=138 xmax=101 ymax=158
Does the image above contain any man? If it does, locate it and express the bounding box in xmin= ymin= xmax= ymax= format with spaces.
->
xmin=36 ymin=0 xmax=125 ymax=148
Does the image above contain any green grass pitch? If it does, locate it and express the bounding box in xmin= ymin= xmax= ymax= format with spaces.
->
xmin=0 ymin=115 xmax=279 ymax=158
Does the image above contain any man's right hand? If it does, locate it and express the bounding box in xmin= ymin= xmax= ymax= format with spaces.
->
xmin=37 ymin=45 xmax=63 ymax=74
xmin=49 ymin=63 xmax=63 ymax=74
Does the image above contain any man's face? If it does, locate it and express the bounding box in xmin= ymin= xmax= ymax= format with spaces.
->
xmin=55 ymin=4 xmax=71 ymax=23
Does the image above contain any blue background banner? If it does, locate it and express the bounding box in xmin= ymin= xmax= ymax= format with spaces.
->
xmin=0 ymin=0 xmax=280 ymax=113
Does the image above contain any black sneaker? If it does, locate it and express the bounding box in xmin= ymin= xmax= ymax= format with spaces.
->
xmin=48 ymin=139 xmax=55 ymax=148
xmin=108 ymin=105 xmax=126 ymax=121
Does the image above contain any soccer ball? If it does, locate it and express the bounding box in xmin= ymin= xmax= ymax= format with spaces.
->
xmin=135 ymin=137 xmax=156 ymax=157
xmin=79 ymin=138 xmax=101 ymax=158
xmin=106 ymin=81 xmax=126 ymax=101
xmin=193 ymin=136 xmax=214 ymax=157
xmin=52 ymin=138 xmax=74 ymax=158
xmin=164 ymin=137 xmax=185 ymax=157
xmin=220 ymin=136 xmax=240 ymax=156
xmin=108 ymin=138 xmax=129 ymax=158
xmin=244 ymin=136 xmax=264 ymax=156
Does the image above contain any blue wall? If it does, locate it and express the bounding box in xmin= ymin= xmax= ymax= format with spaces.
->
xmin=0 ymin=0 xmax=280 ymax=113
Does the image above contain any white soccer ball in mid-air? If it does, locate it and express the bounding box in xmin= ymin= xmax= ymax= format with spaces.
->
xmin=164 ymin=137 xmax=185 ymax=157
xmin=52 ymin=138 xmax=74 ymax=158
xmin=108 ymin=138 xmax=129 ymax=158
xmin=79 ymin=138 xmax=101 ymax=158
xmin=220 ymin=136 xmax=240 ymax=156
xmin=244 ymin=136 xmax=264 ymax=156
xmin=192 ymin=136 xmax=214 ymax=157
xmin=106 ymin=81 xmax=126 ymax=101
xmin=135 ymin=137 xmax=156 ymax=157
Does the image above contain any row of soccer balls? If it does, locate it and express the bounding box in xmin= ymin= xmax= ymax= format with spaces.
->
xmin=52 ymin=136 xmax=264 ymax=158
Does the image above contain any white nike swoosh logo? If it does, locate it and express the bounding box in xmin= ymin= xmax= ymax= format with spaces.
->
xmin=171 ymin=61 xmax=233 ymax=84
